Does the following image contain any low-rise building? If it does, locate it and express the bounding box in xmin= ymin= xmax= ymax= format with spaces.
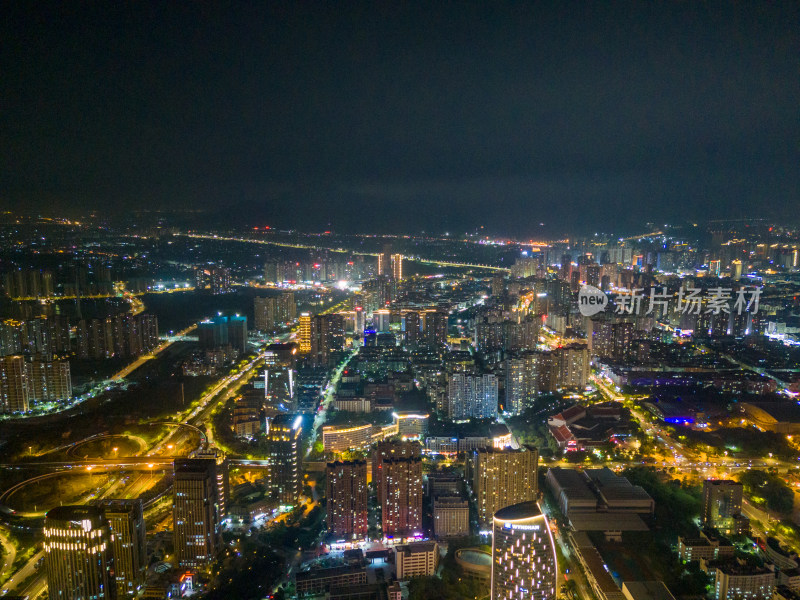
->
xmin=395 ymin=541 xmax=439 ymax=580
xmin=707 ymin=560 xmax=775 ymax=600
xmin=295 ymin=565 xmax=367 ymax=596
xmin=432 ymin=496 xmax=469 ymax=538
xmin=678 ymin=532 xmax=735 ymax=562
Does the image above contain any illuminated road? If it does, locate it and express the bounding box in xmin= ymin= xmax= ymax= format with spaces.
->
xmin=109 ymin=323 xmax=197 ymax=382
xmin=182 ymin=232 xmax=510 ymax=272
xmin=0 ymin=527 xmax=15 ymax=586
xmin=306 ymin=349 xmax=358 ymax=454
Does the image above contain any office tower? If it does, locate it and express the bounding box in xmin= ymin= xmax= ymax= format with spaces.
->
xmin=391 ymin=254 xmax=403 ymax=280
xmin=299 ymin=313 xmax=312 ymax=353
xmin=173 ymin=458 xmax=221 ymax=568
xmin=491 ymin=502 xmax=556 ymax=600
xmin=447 ymin=373 xmax=498 ymax=420
xmin=96 ymin=499 xmax=146 ymax=598
xmin=403 ymin=311 xmax=420 ymax=346
xmin=373 ymin=441 xmax=422 ymax=508
xmin=702 ymin=480 xmax=745 ymax=534
xmin=471 ymin=446 xmax=539 ymax=526
xmin=43 ymin=505 xmax=117 ymax=600
xmin=228 ymin=315 xmax=248 ymax=353
xmin=326 ymin=460 xmax=368 ymax=538
xmin=26 ymin=359 xmax=72 ymax=402
xmin=266 ymin=414 xmax=302 ymax=506
xmin=310 ymin=314 xmax=345 ymax=366
xmin=381 ymin=455 xmax=423 ymax=537
xmin=424 ymin=310 xmax=448 ymax=347
xmin=0 ymin=355 xmax=28 ymax=412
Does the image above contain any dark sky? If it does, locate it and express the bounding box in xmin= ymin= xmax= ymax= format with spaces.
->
xmin=2 ymin=2 xmax=798 ymax=236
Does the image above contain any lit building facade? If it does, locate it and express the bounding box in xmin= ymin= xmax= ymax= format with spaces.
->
xmin=471 ymin=446 xmax=539 ymax=526
xmin=173 ymin=458 xmax=221 ymax=568
xmin=299 ymin=313 xmax=312 ymax=353
xmin=326 ymin=460 xmax=368 ymax=538
xmin=96 ymin=499 xmax=146 ymax=598
xmin=491 ymin=502 xmax=557 ymax=600
xmin=44 ymin=505 xmax=117 ymax=600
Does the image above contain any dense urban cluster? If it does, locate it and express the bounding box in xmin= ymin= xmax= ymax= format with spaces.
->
xmin=0 ymin=216 xmax=799 ymax=600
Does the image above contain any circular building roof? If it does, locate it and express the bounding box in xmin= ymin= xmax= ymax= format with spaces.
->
xmin=493 ymin=501 xmax=543 ymax=522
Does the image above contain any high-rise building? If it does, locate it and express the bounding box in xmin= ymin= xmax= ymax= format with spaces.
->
xmin=96 ymin=499 xmax=146 ymax=598
xmin=228 ymin=315 xmax=248 ymax=353
xmin=44 ymin=505 xmax=117 ymax=600
xmin=702 ymin=480 xmax=744 ymax=534
xmin=76 ymin=314 xmax=158 ymax=360
xmin=373 ymin=441 xmax=421 ymax=508
xmin=491 ymin=502 xmax=557 ymax=600
xmin=378 ymin=244 xmax=393 ymax=277
xmin=310 ymin=314 xmax=345 ymax=366
xmin=391 ymin=254 xmax=404 ymax=280
xmin=447 ymin=373 xmax=498 ymax=420
xmin=266 ymin=414 xmax=302 ymax=506
xmin=423 ymin=310 xmax=448 ymax=347
xmin=0 ymin=355 xmax=29 ymax=412
xmin=381 ymin=455 xmax=423 ymax=538
xmin=173 ymin=458 xmax=221 ymax=568
xmin=195 ymin=264 xmax=231 ymax=294
xmin=254 ymin=292 xmax=296 ymax=331
xmin=299 ymin=313 xmax=312 ymax=353
xmin=326 ymin=460 xmax=368 ymax=538
xmin=471 ymin=446 xmax=539 ymax=526
xmin=505 ymin=353 xmax=539 ymax=414
xmin=403 ymin=311 xmax=420 ymax=347
xmin=26 ymin=359 xmax=72 ymax=402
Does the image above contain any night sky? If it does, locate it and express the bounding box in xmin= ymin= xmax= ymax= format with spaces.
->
xmin=2 ymin=3 xmax=797 ymax=236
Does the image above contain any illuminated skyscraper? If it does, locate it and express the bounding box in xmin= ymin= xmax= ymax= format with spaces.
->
xmin=491 ymin=502 xmax=557 ymax=600
xmin=266 ymin=414 xmax=302 ymax=506
xmin=391 ymin=254 xmax=403 ymax=280
xmin=326 ymin=460 xmax=368 ymax=537
xmin=173 ymin=458 xmax=221 ymax=568
xmin=471 ymin=446 xmax=539 ymax=526
xmin=373 ymin=441 xmax=421 ymax=509
xmin=310 ymin=314 xmax=345 ymax=366
xmin=44 ymin=505 xmax=117 ymax=600
xmin=380 ymin=453 xmax=423 ymax=538
xmin=299 ymin=313 xmax=312 ymax=353
xmin=96 ymin=499 xmax=146 ymax=598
